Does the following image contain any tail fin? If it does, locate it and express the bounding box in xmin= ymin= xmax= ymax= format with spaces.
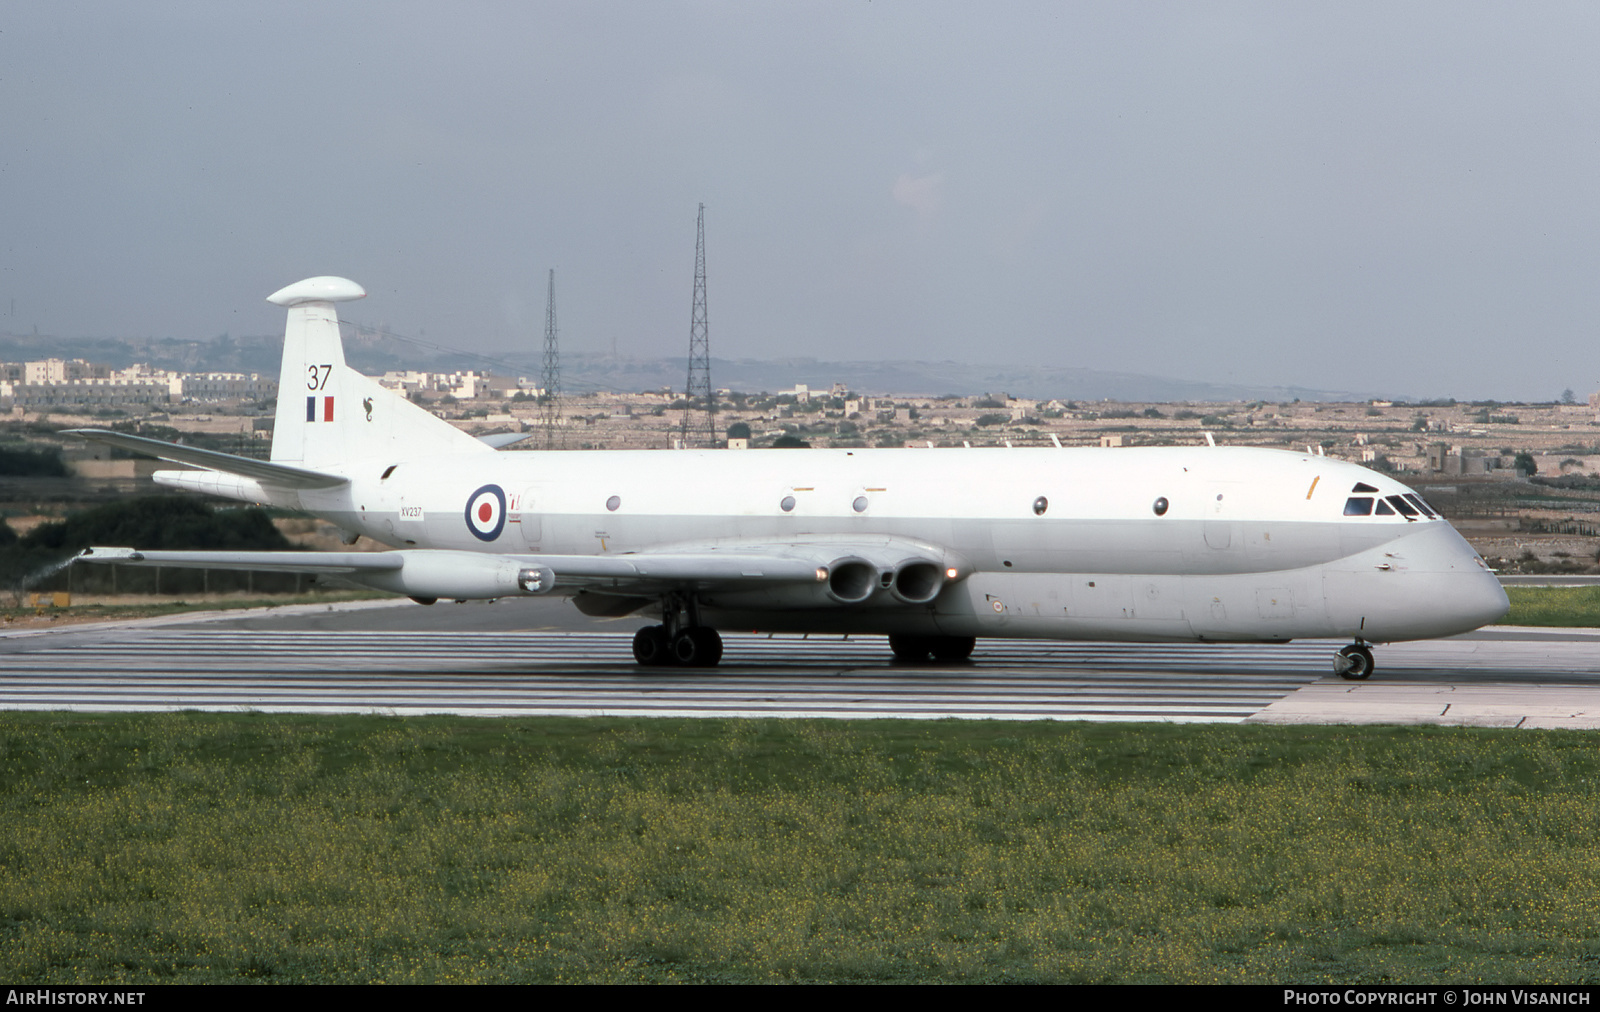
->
xmin=266 ymin=277 xmax=489 ymax=468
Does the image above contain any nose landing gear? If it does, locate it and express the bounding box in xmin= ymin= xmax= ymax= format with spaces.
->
xmin=1334 ymin=642 xmax=1375 ymax=681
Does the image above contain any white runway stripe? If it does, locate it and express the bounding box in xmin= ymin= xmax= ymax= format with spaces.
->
xmin=0 ymin=629 xmax=1328 ymax=721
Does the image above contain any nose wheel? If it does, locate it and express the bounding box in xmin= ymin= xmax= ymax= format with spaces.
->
xmin=1334 ymin=643 xmax=1375 ymax=681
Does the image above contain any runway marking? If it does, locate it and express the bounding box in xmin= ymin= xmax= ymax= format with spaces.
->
xmin=4 ymin=628 xmax=1595 ymax=724
xmin=0 ymin=630 xmax=1327 ymax=722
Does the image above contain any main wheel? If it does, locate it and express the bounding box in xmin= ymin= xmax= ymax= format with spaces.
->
xmin=889 ymin=634 xmax=933 ymax=663
xmin=1336 ymin=644 xmax=1374 ymax=681
xmin=672 ymin=627 xmax=724 ymax=667
xmin=632 ymin=625 xmax=672 ymax=666
xmin=929 ymin=636 xmax=977 ymax=662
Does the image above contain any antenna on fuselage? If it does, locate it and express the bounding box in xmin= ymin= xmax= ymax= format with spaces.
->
xmin=1204 ymin=432 xmax=1216 ymax=446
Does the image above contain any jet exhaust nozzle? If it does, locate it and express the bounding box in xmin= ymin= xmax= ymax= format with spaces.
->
xmin=827 ymin=559 xmax=879 ymax=604
xmin=890 ymin=560 xmax=944 ymax=604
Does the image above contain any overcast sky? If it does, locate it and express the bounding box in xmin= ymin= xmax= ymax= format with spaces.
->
xmin=3 ymin=1 xmax=1598 ymax=400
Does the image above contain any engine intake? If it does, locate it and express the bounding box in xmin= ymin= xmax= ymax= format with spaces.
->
xmin=890 ymin=560 xmax=944 ymax=604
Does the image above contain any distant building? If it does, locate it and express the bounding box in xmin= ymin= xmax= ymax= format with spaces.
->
xmin=1426 ymin=442 xmax=1512 ymax=476
xmin=24 ymin=358 xmax=108 ymax=384
xmin=1 ymin=377 xmax=171 ymax=409
xmin=175 ymin=372 xmax=275 ymax=402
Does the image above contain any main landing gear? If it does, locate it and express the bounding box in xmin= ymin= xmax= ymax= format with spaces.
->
xmin=888 ymin=634 xmax=977 ymax=664
xmin=1334 ymin=642 xmax=1375 ymax=681
xmin=632 ymin=591 xmax=723 ymax=668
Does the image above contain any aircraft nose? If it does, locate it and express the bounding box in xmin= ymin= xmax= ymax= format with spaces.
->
xmin=1325 ymin=522 xmax=1509 ymax=641
xmin=1454 ymin=564 xmax=1511 ymax=629
xmin=1408 ymin=526 xmax=1509 ymax=634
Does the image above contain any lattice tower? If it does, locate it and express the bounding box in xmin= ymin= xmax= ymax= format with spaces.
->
xmin=541 ymin=268 xmax=561 ymax=448
xmin=681 ymin=203 xmax=715 ymax=448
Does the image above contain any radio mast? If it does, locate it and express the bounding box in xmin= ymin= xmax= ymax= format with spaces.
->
xmin=541 ymin=268 xmax=561 ymax=448
xmin=681 ymin=204 xmax=715 ymax=448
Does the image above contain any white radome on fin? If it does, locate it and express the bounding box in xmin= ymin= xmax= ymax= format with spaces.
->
xmin=266 ymin=276 xmax=367 ymax=307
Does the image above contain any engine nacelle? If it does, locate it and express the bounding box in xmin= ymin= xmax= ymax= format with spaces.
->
xmin=700 ymin=550 xmax=956 ymax=611
xmin=350 ymin=551 xmax=553 ymax=601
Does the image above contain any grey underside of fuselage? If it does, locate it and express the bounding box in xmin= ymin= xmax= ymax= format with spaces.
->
xmin=313 ymin=506 xmax=1498 ymax=645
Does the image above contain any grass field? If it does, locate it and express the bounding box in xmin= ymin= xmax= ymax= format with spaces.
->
xmin=5 ymin=713 xmax=1600 ymax=984
xmin=1502 ymin=586 xmax=1600 ymax=627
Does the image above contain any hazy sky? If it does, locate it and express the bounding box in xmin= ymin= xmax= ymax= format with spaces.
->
xmin=4 ymin=2 xmax=1598 ymax=400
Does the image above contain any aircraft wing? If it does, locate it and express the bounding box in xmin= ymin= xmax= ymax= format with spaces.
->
xmin=77 ymin=547 xmax=819 ymax=579
xmin=62 ymin=429 xmax=349 ymax=490
xmin=77 ymin=548 xmax=403 ymax=574
xmin=76 ymin=537 xmax=962 ymax=606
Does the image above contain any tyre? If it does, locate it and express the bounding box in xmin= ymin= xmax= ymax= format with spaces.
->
xmin=632 ymin=625 xmax=671 ymax=666
xmin=1337 ymin=644 xmax=1374 ymax=681
xmin=673 ymin=627 xmax=724 ymax=667
xmin=889 ymin=634 xmax=933 ymax=663
xmin=929 ymin=636 xmax=977 ymax=662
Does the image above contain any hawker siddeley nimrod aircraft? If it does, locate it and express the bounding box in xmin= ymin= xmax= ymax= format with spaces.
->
xmin=69 ymin=276 xmax=1509 ymax=678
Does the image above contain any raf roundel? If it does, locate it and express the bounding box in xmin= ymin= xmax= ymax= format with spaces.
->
xmin=464 ymin=484 xmax=507 ymax=541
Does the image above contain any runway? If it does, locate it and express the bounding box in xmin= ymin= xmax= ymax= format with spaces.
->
xmin=0 ymin=598 xmax=1596 ymax=725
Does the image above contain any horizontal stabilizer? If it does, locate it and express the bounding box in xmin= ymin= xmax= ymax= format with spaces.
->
xmin=63 ymin=429 xmax=349 ymax=490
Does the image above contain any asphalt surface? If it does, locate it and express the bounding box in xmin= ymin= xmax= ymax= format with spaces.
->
xmin=0 ymin=597 xmax=1595 ymax=726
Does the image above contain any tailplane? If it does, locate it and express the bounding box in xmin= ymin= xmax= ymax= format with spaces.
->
xmin=266 ymin=277 xmax=488 ymax=469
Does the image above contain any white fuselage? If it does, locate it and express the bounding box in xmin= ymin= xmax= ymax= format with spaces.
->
xmin=157 ymin=443 xmax=1510 ymax=645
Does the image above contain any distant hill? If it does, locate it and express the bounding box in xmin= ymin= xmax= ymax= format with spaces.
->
xmin=0 ymin=331 xmax=1370 ymax=403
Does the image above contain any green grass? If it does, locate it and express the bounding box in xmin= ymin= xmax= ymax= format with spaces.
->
xmin=6 ymin=714 xmax=1600 ymax=983
xmin=1502 ymin=586 xmax=1600 ymax=627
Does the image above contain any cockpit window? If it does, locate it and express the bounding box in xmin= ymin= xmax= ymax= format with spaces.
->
xmin=1344 ymin=497 xmax=1374 ymax=516
xmin=1387 ymin=495 xmax=1419 ymax=518
xmin=1403 ymin=493 xmax=1438 ymax=519
xmin=1375 ymin=499 xmax=1396 ymax=515
xmin=1352 ymin=482 xmax=1379 ymax=493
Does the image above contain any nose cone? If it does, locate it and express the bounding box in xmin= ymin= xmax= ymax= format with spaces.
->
xmin=1324 ymin=522 xmax=1509 ymax=641
xmin=1428 ymin=562 xmax=1510 ymax=635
